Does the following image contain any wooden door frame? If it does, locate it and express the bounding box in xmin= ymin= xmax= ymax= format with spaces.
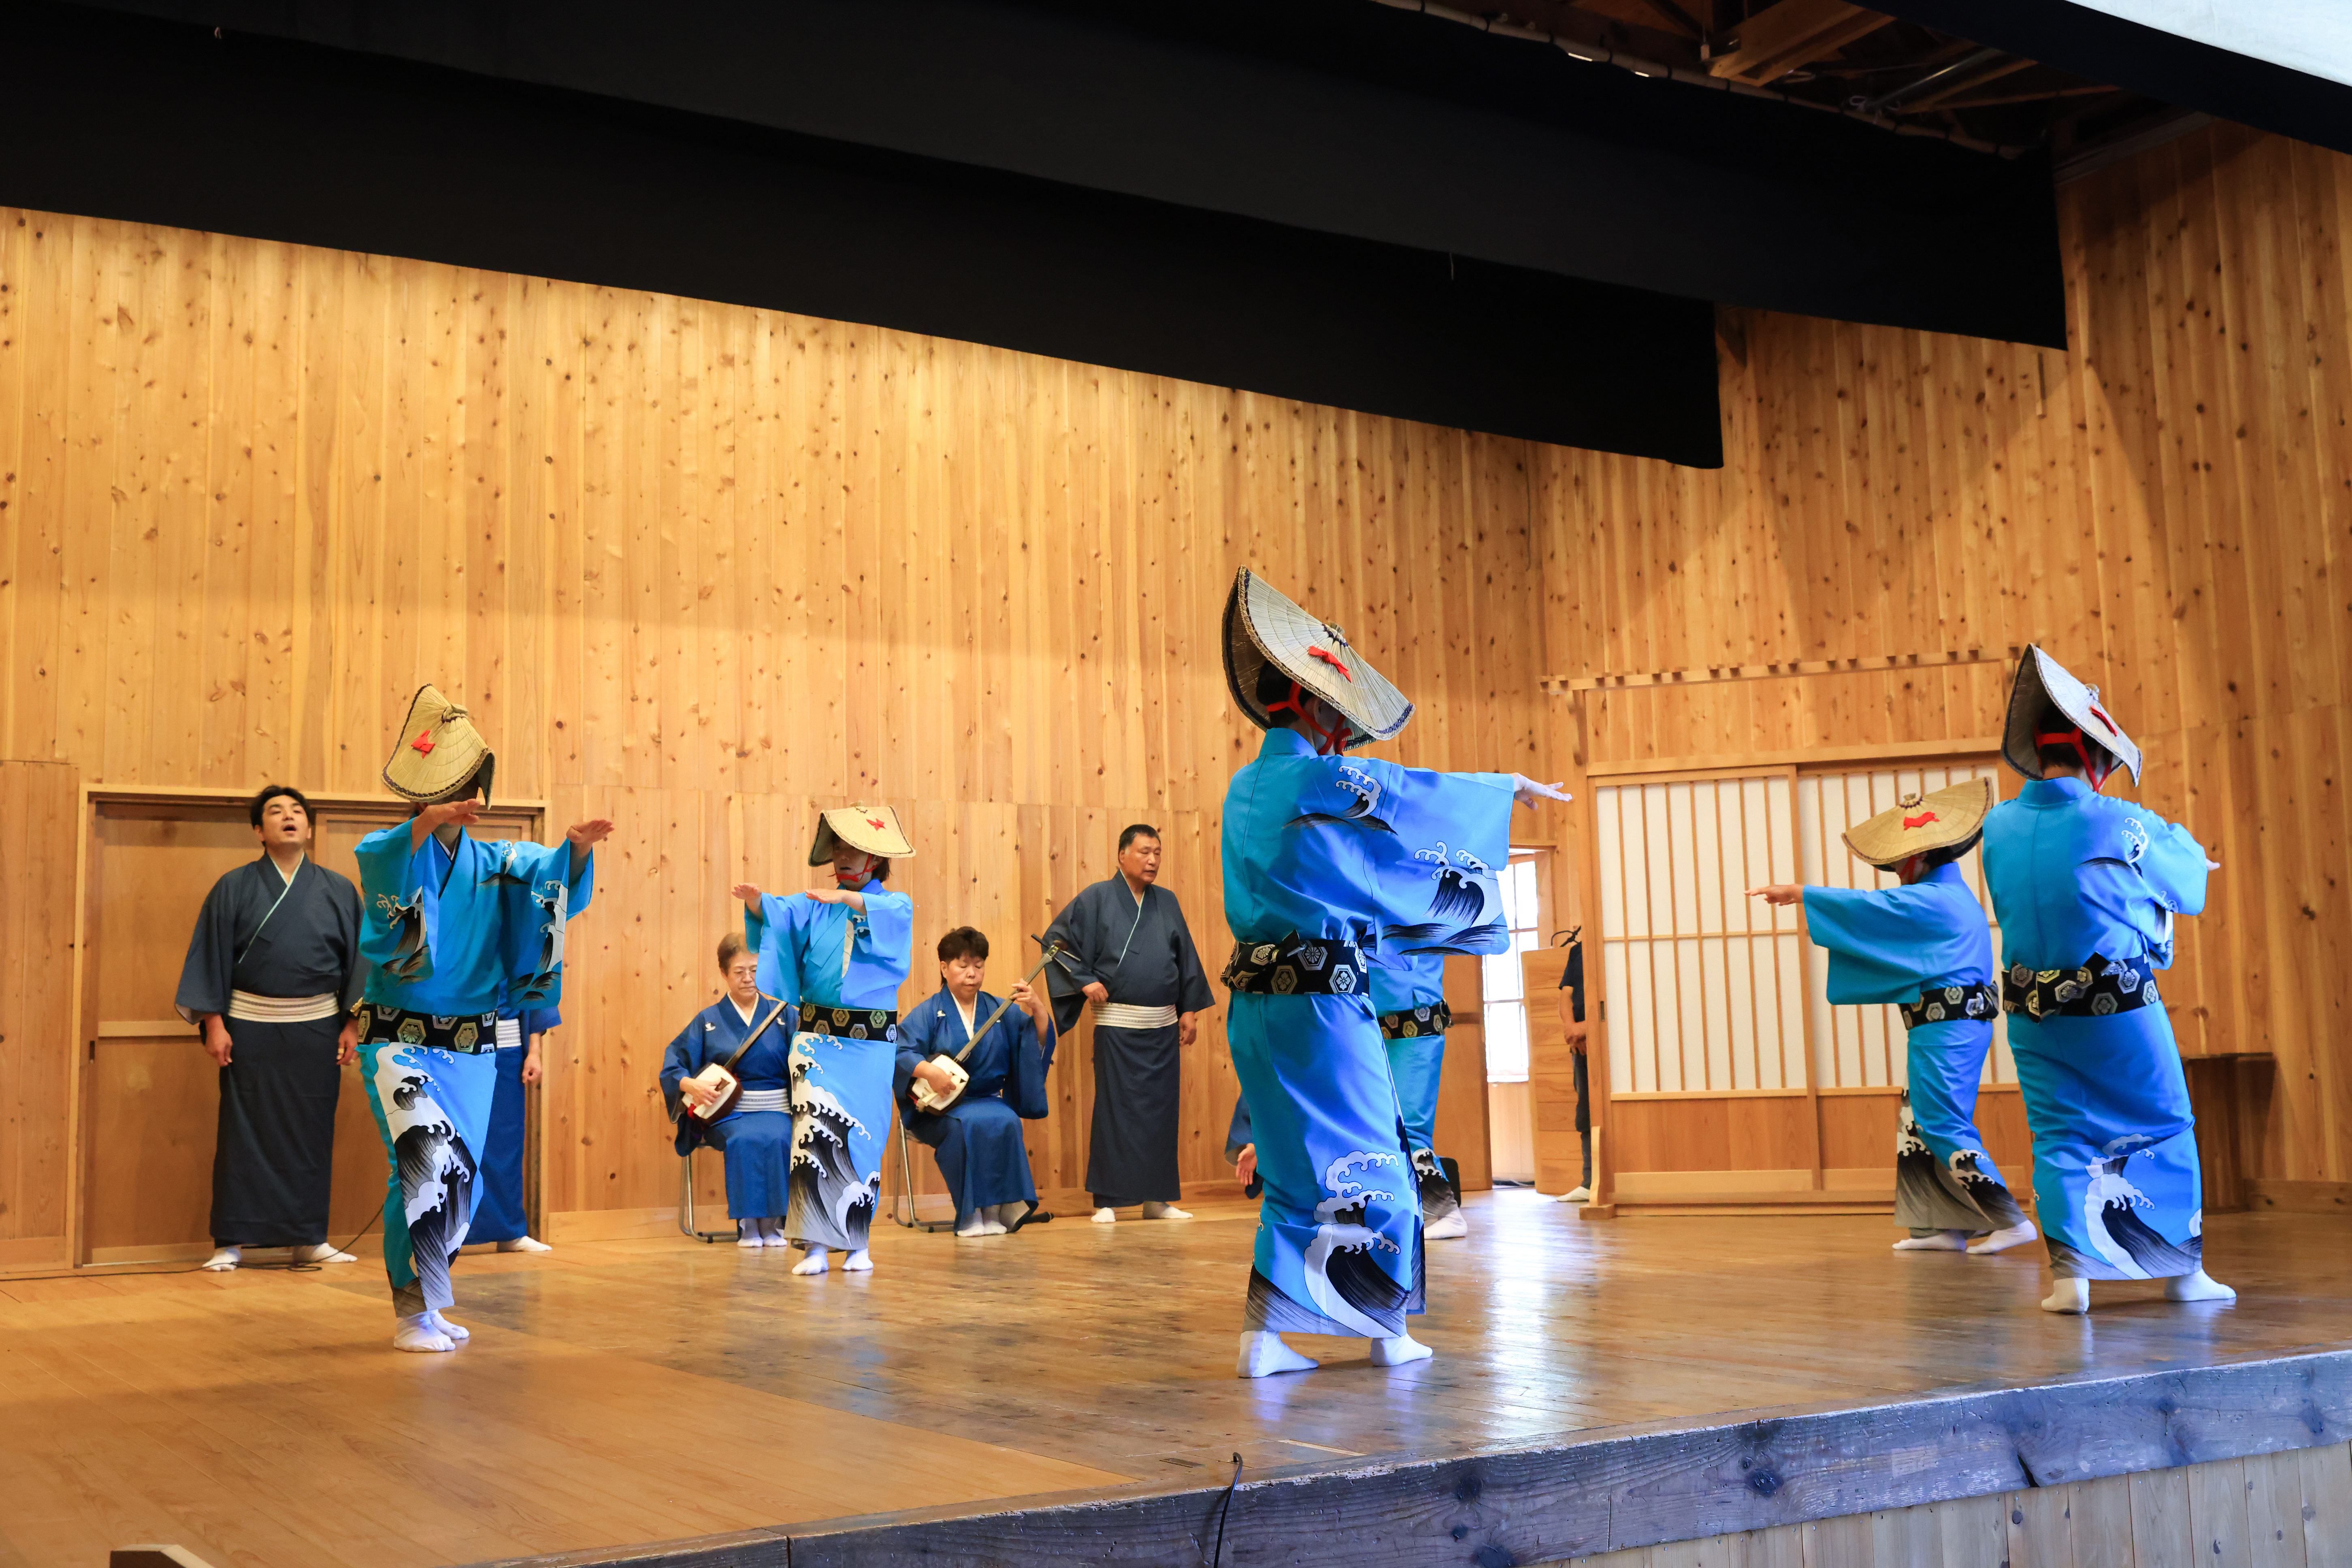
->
xmin=71 ymin=785 xmax=550 ymax=1268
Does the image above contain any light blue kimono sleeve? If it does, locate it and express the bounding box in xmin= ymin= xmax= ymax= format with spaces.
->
xmin=753 ymin=894 xmax=811 ymax=1010
xmin=2134 ymin=814 xmax=2211 ymax=918
xmin=850 ymin=886 xmax=914 ymax=986
xmin=500 ymin=840 xmax=594 ymax=1006
xmin=354 ymin=823 xmax=435 ymax=983
xmin=1307 ymin=760 xmax=1517 ymax=957
xmin=1801 ymin=884 xmax=1962 ymax=1005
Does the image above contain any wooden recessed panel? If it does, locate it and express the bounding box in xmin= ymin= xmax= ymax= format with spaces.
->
xmin=1606 ymin=1092 xmax=1815 ymax=1174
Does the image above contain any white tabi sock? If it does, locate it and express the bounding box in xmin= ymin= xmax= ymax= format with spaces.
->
xmin=2041 ymin=1276 xmax=2091 ymax=1314
xmin=991 ymin=1202 xmax=1028 ymax=1230
xmin=738 ymin=1222 xmax=765 ymax=1249
xmin=289 ymin=1242 xmax=358 ymax=1264
xmin=1966 ymin=1220 xmax=2039 ymax=1255
xmin=758 ymin=1218 xmax=788 ymax=1246
xmin=1091 ymin=1207 xmax=1118 ymax=1223
xmin=842 ymin=1248 xmax=873 ymax=1272
xmin=202 ymin=1246 xmax=242 ymax=1272
xmin=956 ymin=1212 xmax=992 ymax=1238
xmin=497 ymin=1235 xmax=553 ymax=1253
xmin=1236 ymin=1331 xmax=1318 ymax=1378
xmin=1141 ymin=1201 xmax=1193 ymax=1220
xmin=1370 ymin=1332 xmax=1435 ymax=1367
xmin=430 ymin=1310 xmax=470 ymax=1342
xmin=1894 ymin=1230 xmax=1972 ymax=1252
xmin=792 ymin=1244 xmax=831 ymax=1275
xmin=2164 ymin=1269 xmax=2236 ymax=1302
xmin=1424 ymin=1210 xmax=1468 ymax=1241
xmin=1558 ymin=1187 xmax=1591 ymax=1204
xmin=392 ymin=1311 xmax=456 ymax=1353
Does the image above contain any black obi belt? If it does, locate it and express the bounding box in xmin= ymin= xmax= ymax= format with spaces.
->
xmin=354 ymin=1005 xmax=500 ymax=1054
xmin=1898 ymin=984 xmax=1999 ymax=1030
xmin=2000 ymin=955 xmax=2158 ymax=1020
xmin=1221 ymin=934 xmax=1366 ymax=997
xmin=1378 ymin=1000 xmax=1454 ymax=1039
xmin=798 ymin=1003 xmax=899 ymax=1042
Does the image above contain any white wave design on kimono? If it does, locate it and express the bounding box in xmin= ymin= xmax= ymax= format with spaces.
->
xmin=790 ymin=1072 xmax=878 ymax=1237
xmin=2079 ymin=1133 xmax=2162 ymax=1279
xmin=1304 ymin=1149 xmax=1404 ymax=1338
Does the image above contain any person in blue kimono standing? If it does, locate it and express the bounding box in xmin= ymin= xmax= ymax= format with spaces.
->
xmin=355 ymin=686 xmax=609 ymax=1353
xmin=895 ymin=926 xmax=1057 ymax=1237
xmin=1749 ymin=778 xmax=2036 ymax=1255
xmin=732 ymin=804 xmax=916 ymax=1277
xmin=1216 ymin=569 xmax=1569 ymax=1378
xmin=1368 ymin=952 xmax=1466 ymax=1239
xmin=470 ymin=991 xmax=561 ymax=1254
xmin=1982 ymin=646 xmax=2232 ymax=1315
xmin=663 ymin=933 xmax=795 ymax=1246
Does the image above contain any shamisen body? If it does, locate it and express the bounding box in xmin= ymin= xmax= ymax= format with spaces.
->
xmin=1214 ymin=569 xmax=1568 ymax=1378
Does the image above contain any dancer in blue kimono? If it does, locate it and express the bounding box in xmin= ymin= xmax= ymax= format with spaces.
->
xmin=1983 ymin=646 xmax=2232 ymax=1314
xmin=733 ymin=803 xmax=915 ymax=1276
xmin=471 ymin=991 xmax=560 ymax=1253
xmin=356 ymin=685 xmax=609 ymax=1353
xmin=1369 ymin=952 xmax=1466 ymax=1239
xmin=1217 ymin=568 xmax=1569 ymax=1378
xmin=663 ymin=933 xmax=794 ymax=1246
xmin=1750 ymin=778 xmax=2035 ymax=1255
xmin=894 ymin=926 xmax=1057 ymax=1237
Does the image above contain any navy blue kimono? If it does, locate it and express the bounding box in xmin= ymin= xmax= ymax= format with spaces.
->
xmin=471 ymin=1000 xmax=560 ymax=1245
xmin=661 ymin=998 xmax=794 ymax=1221
xmin=894 ymin=987 xmax=1055 ymax=1227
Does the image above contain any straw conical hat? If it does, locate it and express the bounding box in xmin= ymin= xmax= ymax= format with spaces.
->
xmin=2001 ymin=646 xmax=2142 ymax=783
xmin=1221 ymin=568 xmax=1412 ymax=752
xmin=382 ymin=685 xmax=494 ymax=807
xmin=808 ymin=803 xmax=914 ymax=864
xmin=1842 ymin=778 xmax=1994 ymax=869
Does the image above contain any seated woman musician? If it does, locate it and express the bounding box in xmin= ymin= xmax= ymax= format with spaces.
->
xmin=895 ymin=927 xmax=1058 ymax=1238
xmin=661 ymin=933 xmax=794 ymax=1248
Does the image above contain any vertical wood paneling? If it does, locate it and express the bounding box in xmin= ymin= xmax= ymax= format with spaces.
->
xmin=1541 ymin=122 xmax=2352 ymax=1187
xmin=0 ymin=205 xmax=1553 ymax=1216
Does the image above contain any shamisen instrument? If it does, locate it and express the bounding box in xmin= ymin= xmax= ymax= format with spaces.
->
xmin=678 ymin=993 xmax=792 ymax=1129
xmin=909 ymin=938 xmax=1069 ymax=1114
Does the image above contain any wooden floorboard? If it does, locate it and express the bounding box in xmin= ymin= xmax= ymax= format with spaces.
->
xmin=2 ymin=1193 xmax=2348 ymax=1567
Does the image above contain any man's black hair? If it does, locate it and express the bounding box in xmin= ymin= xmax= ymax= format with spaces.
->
xmin=250 ymin=784 xmax=313 ymax=829
xmin=937 ymin=926 xmax=990 ymax=963
xmin=1117 ymin=823 xmax=1161 ymax=854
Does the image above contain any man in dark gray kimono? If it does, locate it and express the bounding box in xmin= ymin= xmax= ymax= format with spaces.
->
xmin=1044 ymin=825 xmax=1216 ymax=1222
xmin=175 ymin=785 xmax=366 ymax=1272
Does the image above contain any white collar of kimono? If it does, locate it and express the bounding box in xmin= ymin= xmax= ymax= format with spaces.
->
xmin=729 ymin=995 xmax=757 ymax=1026
xmin=953 ymin=992 xmax=978 ymax=1036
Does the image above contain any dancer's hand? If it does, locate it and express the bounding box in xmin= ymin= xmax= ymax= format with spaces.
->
xmin=410 ymin=798 xmax=481 ymax=848
xmin=201 ymin=1015 xmax=233 ymax=1066
xmin=1234 ymin=1144 xmax=1257 ymax=1187
xmin=1747 ymin=884 xmax=1804 ymax=907
xmin=1511 ymin=775 xmax=1573 ymax=808
xmin=566 ymin=818 xmax=615 ymax=850
xmin=335 ymin=1018 xmax=359 ymax=1066
xmin=732 ymin=882 xmax=763 ymax=914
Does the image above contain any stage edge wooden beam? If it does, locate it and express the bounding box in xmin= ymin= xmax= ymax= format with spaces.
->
xmin=467 ymin=1348 xmax=2352 ymax=1568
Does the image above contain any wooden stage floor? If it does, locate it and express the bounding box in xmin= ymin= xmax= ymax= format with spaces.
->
xmin=4 ymin=1192 xmax=2348 ymax=1567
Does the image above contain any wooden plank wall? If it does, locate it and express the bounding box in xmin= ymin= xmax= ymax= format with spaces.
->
xmin=1555 ymin=1440 xmax=2352 ymax=1568
xmin=1536 ymin=121 xmax=2352 ymax=1193
xmin=0 ymin=761 xmax=77 ymax=1268
xmin=0 ymin=206 xmax=1552 ymax=1222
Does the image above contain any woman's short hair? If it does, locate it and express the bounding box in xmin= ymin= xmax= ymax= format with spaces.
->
xmin=937 ymin=926 xmax=989 ymax=963
xmin=249 ymin=784 xmax=312 ymax=829
xmin=718 ymin=931 xmax=750 ymax=972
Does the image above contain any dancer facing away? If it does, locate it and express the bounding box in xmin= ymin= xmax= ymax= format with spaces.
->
xmin=1749 ymin=778 xmax=2036 ymax=1256
xmin=1981 ymin=647 xmax=2231 ymax=1315
xmin=733 ymin=804 xmax=915 ymax=1276
xmin=1216 ymin=568 xmax=1569 ymax=1379
xmin=354 ymin=686 xmax=608 ymax=1353
xmin=663 ymin=933 xmax=795 ymax=1247
xmin=1368 ymin=951 xmax=1468 ymax=1239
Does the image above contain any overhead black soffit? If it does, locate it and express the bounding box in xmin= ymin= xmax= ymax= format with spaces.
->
xmin=1869 ymin=0 xmax=2352 ymax=160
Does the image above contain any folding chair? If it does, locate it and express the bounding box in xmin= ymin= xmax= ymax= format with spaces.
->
xmin=677 ymin=1144 xmax=734 ymax=1243
xmin=891 ymin=1101 xmax=955 ymax=1233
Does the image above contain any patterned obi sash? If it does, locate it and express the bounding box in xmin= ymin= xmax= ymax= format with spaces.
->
xmin=797 ymin=1003 xmax=899 ymax=1042
xmin=2000 ymin=954 xmax=2158 ymax=1020
xmin=1221 ymin=934 xmax=1367 ymax=997
xmin=1898 ymin=984 xmax=1998 ymax=1030
xmin=355 ymin=1004 xmax=500 ymax=1054
xmin=1378 ymin=1000 xmax=1453 ymax=1040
